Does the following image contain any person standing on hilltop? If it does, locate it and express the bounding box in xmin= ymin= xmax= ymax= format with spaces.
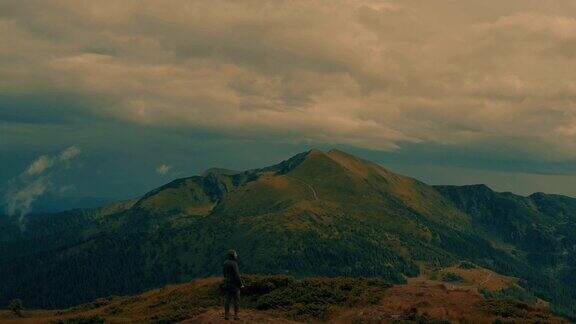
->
xmin=223 ymin=249 xmax=244 ymax=320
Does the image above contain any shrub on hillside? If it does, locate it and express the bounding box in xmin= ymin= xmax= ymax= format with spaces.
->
xmin=480 ymin=285 xmax=537 ymax=304
xmin=479 ymin=299 xmax=532 ymax=318
xmin=237 ymin=275 xmax=390 ymax=320
xmin=441 ymin=272 xmax=464 ymax=283
xmin=51 ymin=315 xmax=105 ymax=324
xmin=458 ymin=261 xmax=477 ymax=269
xmin=241 ymin=275 xmax=295 ymax=295
xmin=8 ymin=299 xmax=23 ymax=317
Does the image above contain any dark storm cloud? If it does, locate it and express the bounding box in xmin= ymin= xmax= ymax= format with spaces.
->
xmin=0 ymin=93 xmax=106 ymax=125
xmin=0 ymin=0 xmax=576 ymax=198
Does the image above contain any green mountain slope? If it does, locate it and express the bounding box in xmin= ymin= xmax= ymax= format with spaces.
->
xmin=436 ymin=185 xmax=576 ymax=317
xmin=0 ymin=149 xmax=574 ymax=319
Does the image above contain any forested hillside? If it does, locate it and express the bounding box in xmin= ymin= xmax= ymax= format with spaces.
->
xmin=0 ymin=149 xmax=574 ymax=319
xmin=436 ymin=185 xmax=576 ymax=317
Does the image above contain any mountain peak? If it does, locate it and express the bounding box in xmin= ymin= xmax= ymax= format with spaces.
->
xmin=306 ymin=148 xmax=325 ymax=156
xmin=327 ymin=148 xmax=346 ymax=154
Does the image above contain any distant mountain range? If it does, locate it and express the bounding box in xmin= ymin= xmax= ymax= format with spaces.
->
xmin=0 ymin=195 xmax=117 ymax=214
xmin=0 ymin=149 xmax=575 ymax=319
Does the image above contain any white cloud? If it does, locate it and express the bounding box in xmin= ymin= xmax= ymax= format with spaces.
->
xmin=156 ymin=164 xmax=171 ymax=175
xmin=26 ymin=155 xmax=53 ymax=176
xmin=4 ymin=177 xmax=49 ymax=221
xmin=4 ymin=146 xmax=82 ymax=225
xmin=24 ymin=146 xmax=81 ymax=176
xmin=60 ymin=146 xmax=81 ymax=161
xmin=1 ymin=1 xmax=576 ymax=159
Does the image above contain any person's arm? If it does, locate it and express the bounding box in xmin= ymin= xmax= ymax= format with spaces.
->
xmin=232 ymin=262 xmax=243 ymax=287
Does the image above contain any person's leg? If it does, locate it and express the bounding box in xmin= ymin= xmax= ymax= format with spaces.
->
xmin=224 ymin=290 xmax=231 ymax=319
xmin=233 ymin=289 xmax=240 ymax=320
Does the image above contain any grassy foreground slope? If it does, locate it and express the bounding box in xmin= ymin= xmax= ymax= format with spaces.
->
xmin=0 ymin=149 xmax=575 ymax=320
xmin=0 ymin=270 xmax=567 ymax=323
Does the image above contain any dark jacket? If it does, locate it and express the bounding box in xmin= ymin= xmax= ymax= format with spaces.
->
xmin=223 ymin=259 xmax=242 ymax=290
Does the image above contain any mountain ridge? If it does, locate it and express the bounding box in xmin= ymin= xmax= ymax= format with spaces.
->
xmin=0 ymin=148 xmax=575 ymax=319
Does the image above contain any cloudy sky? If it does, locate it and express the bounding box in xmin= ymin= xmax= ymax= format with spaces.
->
xmin=2 ymin=0 xmax=576 ymax=208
